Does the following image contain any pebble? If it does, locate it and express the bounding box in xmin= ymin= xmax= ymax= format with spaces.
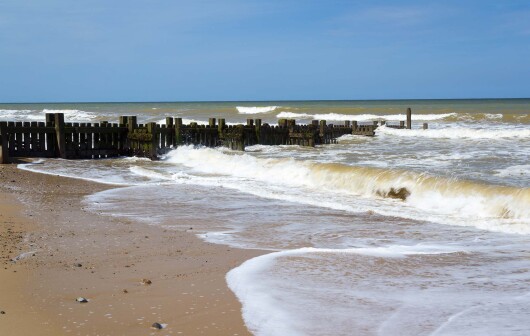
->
xmin=0 ymin=311 xmax=5 ymax=315
xmin=141 ymin=278 xmax=152 ymax=285
xmin=152 ymin=322 xmax=167 ymax=329
xmin=76 ymin=297 xmax=89 ymax=303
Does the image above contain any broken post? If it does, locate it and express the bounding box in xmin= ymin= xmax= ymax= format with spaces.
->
xmin=406 ymin=108 xmax=412 ymax=129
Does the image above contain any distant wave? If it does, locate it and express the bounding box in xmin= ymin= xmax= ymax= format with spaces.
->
xmin=237 ymin=106 xmax=279 ymax=114
xmin=0 ymin=109 xmax=37 ymax=121
xmin=0 ymin=109 xmax=97 ymax=122
xmin=42 ymin=109 xmax=98 ymax=121
xmin=276 ymin=112 xmax=313 ymax=119
xmin=276 ymin=112 xmax=457 ymax=121
xmin=377 ymin=125 xmax=530 ymax=139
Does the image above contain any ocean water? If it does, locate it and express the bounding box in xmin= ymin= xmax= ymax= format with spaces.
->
xmin=5 ymin=99 xmax=530 ymax=335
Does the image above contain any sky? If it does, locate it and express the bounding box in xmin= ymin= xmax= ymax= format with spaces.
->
xmin=1 ymin=0 xmax=529 ymax=102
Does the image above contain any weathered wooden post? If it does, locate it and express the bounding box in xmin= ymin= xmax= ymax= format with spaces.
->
xmin=400 ymin=121 xmax=405 ymax=128
xmin=174 ymin=117 xmax=183 ymax=145
xmin=0 ymin=122 xmax=9 ymax=164
xmin=381 ymin=120 xmax=386 ymax=126
xmin=127 ymin=116 xmax=137 ymax=133
xmin=209 ymin=118 xmax=216 ymax=127
xmin=165 ymin=117 xmax=174 ymax=147
xmin=147 ymin=122 xmax=158 ymax=159
xmin=246 ymin=119 xmax=254 ymax=127
xmin=352 ymin=121 xmax=358 ymax=132
xmin=344 ymin=120 xmax=351 ymax=127
xmin=255 ymin=119 xmax=262 ymax=144
xmin=218 ymin=118 xmax=225 ymax=132
xmin=423 ymin=123 xmax=428 ymax=130
xmin=373 ymin=121 xmax=379 ymax=127
xmin=319 ymin=120 xmax=327 ymax=143
xmin=406 ymin=108 xmax=412 ymax=129
xmin=54 ymin=113 xmax=67 ymax=159
xmin=118 ymin=116 xmax=128 ymax=153
xmin=45 ymin=113 xmax=55 ymax=155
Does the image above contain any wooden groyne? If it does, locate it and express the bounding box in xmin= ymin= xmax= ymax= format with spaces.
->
xmin=0 ymin=111 xmax=416 ymax=164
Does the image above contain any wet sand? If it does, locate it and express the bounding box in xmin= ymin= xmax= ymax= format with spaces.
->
xmin=0 ymin=162 xmax=261 ymax=335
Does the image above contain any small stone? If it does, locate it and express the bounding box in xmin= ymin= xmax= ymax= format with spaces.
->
xmin=151 ymin=322 xmax=166 ymax=329
xmin=123 ymin=289 xmax=128 ymax=294
xmin=0 ymin=311 xmax=5 ymax=314
xmin=76 ymin=297 xmax=89 ymax=303
xmin=75 ymin=263 xmax=82 ymax=267
xmin=141 ymin=279 xmax=152 ymax=285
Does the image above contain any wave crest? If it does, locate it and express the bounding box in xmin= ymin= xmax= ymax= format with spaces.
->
xmin=237 ymin=106 xmax=279 ymax=114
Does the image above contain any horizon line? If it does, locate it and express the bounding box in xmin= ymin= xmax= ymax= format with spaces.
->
xmin=1 ymin=97 xmax=529 ymax=105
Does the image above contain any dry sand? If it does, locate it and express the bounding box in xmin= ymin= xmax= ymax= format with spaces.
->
xmin=0 ymin=162 xmax=262 ymax=335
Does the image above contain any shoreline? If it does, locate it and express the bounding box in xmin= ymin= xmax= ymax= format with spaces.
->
xmin=0 ymin=162 xmax=262 ymax=335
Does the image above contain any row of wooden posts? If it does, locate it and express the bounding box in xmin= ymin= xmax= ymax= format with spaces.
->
xmin=0 ymin=109 xmax=421 ymax=164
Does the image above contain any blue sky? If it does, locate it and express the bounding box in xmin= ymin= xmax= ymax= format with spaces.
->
xmin=1 ymin=0 xmax=529 ymax=102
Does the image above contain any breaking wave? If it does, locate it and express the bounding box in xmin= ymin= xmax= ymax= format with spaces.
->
xmin=163 ymin=146 xmax=530 ymax=234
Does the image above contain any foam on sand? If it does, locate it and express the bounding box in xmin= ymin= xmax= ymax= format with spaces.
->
xmin=227 ymin=244 xmax=468 ymax=336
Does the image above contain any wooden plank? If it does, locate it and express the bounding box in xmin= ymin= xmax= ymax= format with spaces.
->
xmin=86 ymin=124 xmax=93 ymax=158
xmin=54 ymin=113 xmax=67 ymax=159
xmin=38 ymin=122 xmax=46 ymax=152
xmin=15 ymin=122 xmax=23 ymax=154
xmin=7 ymin=122 xmax=15 ymax=155
xmin=29 ymin=122 xmax=38 ymax=152
xmin=0 ymin=122 xmax=9 ymax=163
xmin=93 ymin=123 xmax=100 ymax=152
xmin=23 ymin=122 xmax=31 ymax=153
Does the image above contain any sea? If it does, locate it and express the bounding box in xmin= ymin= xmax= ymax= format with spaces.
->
xmin=2 ymin=99 xmax=530 ymax=335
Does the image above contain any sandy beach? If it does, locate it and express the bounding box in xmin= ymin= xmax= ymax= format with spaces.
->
xmin=0 ymin=162 xmax=261 ymax=335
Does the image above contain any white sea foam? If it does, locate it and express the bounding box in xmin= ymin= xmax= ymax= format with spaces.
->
xmin=276 ymin=112 xmax=456 ymax=121
xmin=18 ymin=160 xmax=138 ymax=186
xmin=276 ymin=112 xmax=313 ymax=119
xmin=41 ymin=109 xmax=98 ymax=121
xmin=156 ymin=118 xmax=239 ymax=126
xmin=1 ymin=109 xmax=98 ymax=122
xmin=495 ymin=165 xmax=530 ymax=178
xmin=237 ymin=106 xmax=279 ymax=114
xmin=485 ymin=113 xmax=503 ymax=119
xmin=376 ymin=125 xmax=530 ymax=139
xmin=227 ymin=244 xmax=468 ymax=336
xmin=0 ymin=109 xmax=45 ymax=121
